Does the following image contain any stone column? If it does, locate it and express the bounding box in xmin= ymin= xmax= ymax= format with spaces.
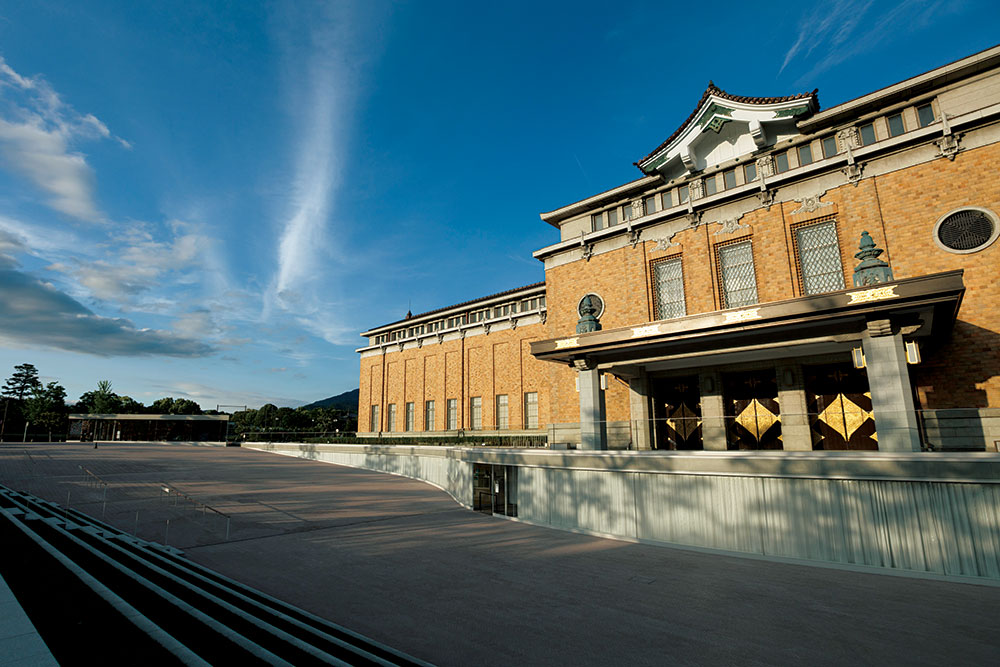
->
xmin=575 ymin=358 xmax=607 ymax=450
xmin=862 ymin=320 xmax=921 ymax=452
xmin=776 ymin=363 xmax=812 ymax=451
xmin=699 ymin=370 xmax=727 ymax=450
xmin=628 ymin=370 xmax=652 ymax=450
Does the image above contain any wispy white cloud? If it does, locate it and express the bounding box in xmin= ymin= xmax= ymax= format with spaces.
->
xmin=0 ymin=56 xmax=129 ymax=221
xmin=264 ymin=3 xmax=386 ymax=346
xmin=778 ymin=0 xmax=947 ymax=82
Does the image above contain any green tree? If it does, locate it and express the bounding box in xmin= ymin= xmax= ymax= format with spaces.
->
xmin=149 ymin=397 xmax=202 ymax=415
xmin=25 ymin=382 xmax=68 ymax=442
xmin=2 ymin=363 xmax=42 ymax=441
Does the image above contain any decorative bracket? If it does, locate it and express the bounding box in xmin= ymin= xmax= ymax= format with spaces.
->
xmin=935 ymin=133 xmax=963 ymax=161
xmin=756 ymin=187 xmax=777 ymax=210
xmin=510 ymin=318 xmax=518 ymax=331
xmin=790 ymin=190 xmax=832 ymax=215
xmin=714 ymin=216 xmax=749 ymax=236
xmin=627 ymin=228 xmax=641 ymax=248
xmin=935 ymin=113 xmax=963 ymax=161
xmin=578 ymin=231 xmax=594 ymax=262
xmin=436 ymin=332 xmax=444 ymax=344
xmin=842 ymin=162 xmax=864 ymax=186
xmin=539 ymin=311 xmax=548 ymax=325
xmin=483 ymin=323 xmax=491 ymax=335
xmin=416 ymin=338 xmax=423 ymax=348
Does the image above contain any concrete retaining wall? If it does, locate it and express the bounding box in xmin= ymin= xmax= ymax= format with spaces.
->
xmin=245 ymin=443 xmax=1000 ymax=582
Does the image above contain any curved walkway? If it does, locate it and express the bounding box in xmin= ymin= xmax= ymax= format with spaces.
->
xmin=1 ymin=443 xmax=997 ymax=666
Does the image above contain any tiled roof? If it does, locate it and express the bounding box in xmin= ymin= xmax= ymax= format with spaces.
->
xmin=635 ymin=83 xmax=819 ymax=170
xmin=366 ymin=281 xmax=546 ymax=332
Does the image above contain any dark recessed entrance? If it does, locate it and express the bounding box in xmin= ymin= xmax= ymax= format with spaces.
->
xmin=724 ymin=369 xmax=782 ymax=450
xmin=651 ymin=375 xmax=703 ymax=450
xmin=472 ymin=464 xmax=517 ymax=517
xmin=804 ymin=363 xmax=878 ymax=450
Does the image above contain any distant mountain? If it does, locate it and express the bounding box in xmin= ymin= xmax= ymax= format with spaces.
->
xmin=301 ymin=388 xmax=359 ymax=412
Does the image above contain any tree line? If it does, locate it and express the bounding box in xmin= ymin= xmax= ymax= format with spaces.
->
xmin=1 ymin=363 xmax=357 ymax=442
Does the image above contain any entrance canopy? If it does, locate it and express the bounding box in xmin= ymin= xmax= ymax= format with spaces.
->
xmin=530 ymin=271 xmax=964 ymax=373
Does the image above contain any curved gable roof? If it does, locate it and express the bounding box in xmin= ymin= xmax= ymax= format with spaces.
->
xmin=635 ymin=83 xmax=818 ymax=174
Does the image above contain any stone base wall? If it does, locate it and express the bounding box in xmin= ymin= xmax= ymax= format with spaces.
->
xmin=246 ymin=443 xmax=1000 ymax=582
xmin=920 ymin=409 xmax=1000 ymax=451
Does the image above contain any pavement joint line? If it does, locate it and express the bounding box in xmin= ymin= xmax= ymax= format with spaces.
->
xmin=184 ymin=507 xmax=471 ymax=550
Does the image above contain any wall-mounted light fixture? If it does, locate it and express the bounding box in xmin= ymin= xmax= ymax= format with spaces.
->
xmin=852 ymin=347 xmax=866 ymax=369
xmin=905 ymin=340 xmax=921 ymax=365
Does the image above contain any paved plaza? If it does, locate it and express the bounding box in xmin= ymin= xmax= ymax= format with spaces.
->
xmin=1 ymin=442 xmax=997 ymax=666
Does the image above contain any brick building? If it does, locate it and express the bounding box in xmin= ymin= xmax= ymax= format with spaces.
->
xmin=358 ymin=46 xmax=1000 ymax=453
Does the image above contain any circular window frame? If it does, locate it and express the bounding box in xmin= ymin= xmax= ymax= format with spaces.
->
xmin=932 ymin=207 xmax=1000 ymax=254
xmin=577 ymin=293 xmax=605 ymax=320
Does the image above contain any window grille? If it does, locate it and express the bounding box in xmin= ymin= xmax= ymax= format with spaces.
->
xmin=425 ymin=400 xmax=435 ymax=431
xmin=370 ymin=405 xmax=379 ymax=432
xmin=794 ymin=219 xmax=845 ymax=295
xmin=405 ymin=402 xmax=414 ymax=431
xmin=523 ymin=392 xmax=538 ymax=429
xmin=495 ymin=395 xmax=508 ymax=430
xmin=446 ymin=399 xmax=458 ymax=430
xmin=387 ymin=404 xmax=397 ymax=432
xmin=470 ymin=397 xmax=482 ymax=430
xmin=936 ymin=209 xmax=996 ymax=252
xmin=717 ymin=240 xmax=758 ymax=308
xmin=652 ymin=257 xmax=686 ymax=320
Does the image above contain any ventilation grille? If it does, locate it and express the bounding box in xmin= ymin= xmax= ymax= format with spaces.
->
xmin=937 ymin=210 xmax=995 ymax=251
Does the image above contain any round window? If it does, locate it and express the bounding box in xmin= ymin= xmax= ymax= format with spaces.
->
xmin=577 ymin=293 xmax=605 ymax=319
xmin=933 ymin=207 xmax=999 ymax=254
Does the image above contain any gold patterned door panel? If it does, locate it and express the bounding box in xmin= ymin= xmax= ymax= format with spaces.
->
xmin=723 ymin=370 xmax=782 ymax=450
xmin=651 ymin=375 xmax=703 ymax=450
xmin=805 ymin=364 xmax=877 ymax=450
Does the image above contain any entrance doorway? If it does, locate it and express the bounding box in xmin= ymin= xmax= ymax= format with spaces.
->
xmin=651 ymin=375 xmax=703 ymax=450
xmin=723 ymin=369 xmax=782 ymax=450
xmin=804 ymin=363 xmax=877 ymax=450
xmin=472 ymin=464 xmax=517 ymax=516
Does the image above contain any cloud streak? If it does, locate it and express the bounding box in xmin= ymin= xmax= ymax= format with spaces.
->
xmin=0 ymin=56 xmax=129 ymax=221
xmin=778 ymin=1 xmax=946 ymax=82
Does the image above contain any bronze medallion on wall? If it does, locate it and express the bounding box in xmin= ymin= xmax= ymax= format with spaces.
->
xmin=651 ymin=376 xmax=703 ymax=450
xmin=723 ymin=370 xmax=782 ymax=450
xmin=804 ymin=363 xmax=877 ymax=450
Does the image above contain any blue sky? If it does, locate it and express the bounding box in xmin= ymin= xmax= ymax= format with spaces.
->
xmin=0 ymin=1 xmax=997 ymax=408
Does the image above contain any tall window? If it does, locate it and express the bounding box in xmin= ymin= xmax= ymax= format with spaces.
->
xmin=717 ymin=240 xmax=759 ymax=308
xmin=523 ymin=392 xmax=538 ymax=429
xmin=678 ymin=184 xmax=690 ymax=203
xmin=798 ymin=144 xmax=813 ymax=166
xmin=774 ymin=151 xmax=790 ymax=173
xmin=370 ymin=405 xmax=380 ymax=432
xmin=744 ymin=162 xmax=757 ymax=182
xmin=887 ymin=113 xmax=905 ymax=137
xmin=387 ymin=404 xmax=397 ymax=432
xmin=653 ymin=257 xmax=686 ymax=320
xmin=621 ymin=203 xmax=632 ymax=223
xmin=470 ymin=397 xmax=482 ymax=430
xmin=591 ymin=212 xmax=604 ymax=231
xmin=917 ymin=103 xmax=934 ymax=127
xmin=405 ymin=402 xmax=414 ymax=431
xmin=424 ymin=400 xmax=435 ymax=431
xmin=446 ymin=398 xmax=458 ymax=430
xmin=495 ymin=394 xmax=509 ymax=430
xmin=859 ymin=122 xmax=876 ymax=146
xmin=606 ymin=207 xmax=619 ymax=226
xmin=723 ymin=168 xmax=737 ymax=190
xmin=794 ymin=220 xmax=845 ymax=295
xmin=822 ymin=136 xmax=838 ymax=158
xmin=703 ymin=175 xmax=718 ymax=196
xmin=643 ymin=195 xmax=658 ymax=216
xmin=661 ymin=190 xmax=672 ymax=209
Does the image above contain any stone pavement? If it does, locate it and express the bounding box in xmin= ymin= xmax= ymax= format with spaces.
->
xmin=1 ymin=442 xmax=998 ymax=666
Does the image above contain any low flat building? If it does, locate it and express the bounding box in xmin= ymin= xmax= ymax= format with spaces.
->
xmin=69 ymin=414 xmax=230 ymax=442
xmin=357 ymin=46 xmax=1000 ymax=453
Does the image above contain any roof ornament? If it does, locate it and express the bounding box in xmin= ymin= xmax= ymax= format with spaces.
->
xmin=576 ymin=294 xmax=602 ymax=334
xmin=853 ymin=231 xmax=894 ymax=287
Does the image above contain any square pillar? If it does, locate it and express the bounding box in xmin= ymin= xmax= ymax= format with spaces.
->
xmin=628 ymin=370 xmax=652 ymax=450
xmin=776 ymin=363 xmax=812 ymax=451
xmin=575 ymin=359 xmax=607 ymax=450
xmin=699 ymin=371 xmax=727 ymax=450
xmin=862 ymin=320 xmax=922 ymax=452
